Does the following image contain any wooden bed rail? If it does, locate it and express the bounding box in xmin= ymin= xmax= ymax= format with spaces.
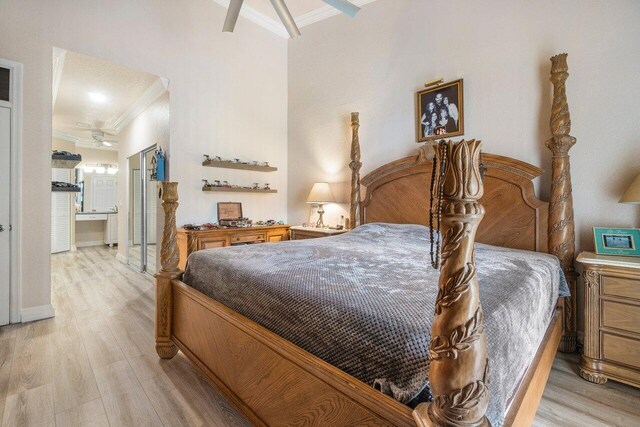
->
xmin=155 ymin=181 xmax=182 ymax=359
xmin=414 ymin=140 xmax=490 ymax=427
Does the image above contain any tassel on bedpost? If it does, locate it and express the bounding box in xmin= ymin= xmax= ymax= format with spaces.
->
xmin=413 ymin=140 xmax=490 ymax=427
xmin=349 ymin=112 xmax=362 ymax=229
xmin=155 ymin=181 xmax=180 ymax=359
xmin=546 ymin=53 xmax=578 ymax=353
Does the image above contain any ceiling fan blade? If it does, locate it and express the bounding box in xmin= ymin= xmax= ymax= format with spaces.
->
xmin=223 ymin=0 xmax=244 ymax=32
xmin=269 ymin=0 xmax=301 ymax=38
xmin=321 ymin=0 xmax=360 ymax=17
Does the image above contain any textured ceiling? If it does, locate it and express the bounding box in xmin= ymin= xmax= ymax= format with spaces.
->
xmin=243 ymin=0 xmax=329 ymax=20
xmin=53 ymin=51 xmax=160 ymax=147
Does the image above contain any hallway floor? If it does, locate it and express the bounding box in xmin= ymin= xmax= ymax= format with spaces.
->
xmin=0 ymin=246 xmax=638 ymax=426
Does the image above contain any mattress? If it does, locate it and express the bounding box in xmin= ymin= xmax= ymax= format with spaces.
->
xmin=183 ymin=223 xmax=569 ymax=426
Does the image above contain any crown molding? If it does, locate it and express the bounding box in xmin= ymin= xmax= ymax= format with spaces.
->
xmin=211 ymin=0 xmax=377 ymax=38
xmin=212 ymin=0 xmax=289 ymax=38
xmin=297 ymin=0 xmax=377 ymax=28
xmin=107 ymin=77 xmax=169 ymax=132
xmin=52 ymin=130 xmax=79 ymax=143
xmin=52 ymin=47 xmax=67 ymax=112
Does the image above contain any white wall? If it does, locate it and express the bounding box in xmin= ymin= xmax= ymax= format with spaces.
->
xmin=0 ymin=0 xmax=287 ymax=316
xmin=288 ymin=0 xmax=640 ymax=248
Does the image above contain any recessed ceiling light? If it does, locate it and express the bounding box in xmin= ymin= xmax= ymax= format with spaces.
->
xmin=87 ymin=92 xmax=107 ymax=104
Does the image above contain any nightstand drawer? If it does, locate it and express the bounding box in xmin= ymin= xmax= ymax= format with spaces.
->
xmin=603 ymin=301 xmax=640 ymax=334
xmin=603 ymin=333 xmax=640 ymax=369
xmin=603 ymin=275 xmax=640 ymax=300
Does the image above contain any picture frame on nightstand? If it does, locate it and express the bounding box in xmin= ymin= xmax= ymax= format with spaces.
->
xmin=593 ymin=227 xmax=640 ymax=257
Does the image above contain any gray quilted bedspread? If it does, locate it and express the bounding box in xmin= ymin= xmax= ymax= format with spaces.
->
xmin=183 ymin=223 xmax=569 ymax=426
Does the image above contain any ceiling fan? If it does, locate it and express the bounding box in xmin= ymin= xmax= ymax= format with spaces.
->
xmin=223 ymin=0 xmax=360 ymax=37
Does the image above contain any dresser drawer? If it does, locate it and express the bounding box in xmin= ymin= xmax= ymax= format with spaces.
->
xmin=603 ymin=275 xmax=640 ymax=300
xmin=602 ymin=301 xmax=640 ymax=334
xmin=231 ymin=233 xmax=266 ymax=244
xmin=199 ymin=237 xmax=229 ymax=250
xmin=602 ymin=333 xmax=640 ymax=369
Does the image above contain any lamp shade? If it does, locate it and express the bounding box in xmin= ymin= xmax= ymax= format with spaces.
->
xmin=620 ymin=174 xmax=640 ymax=204
xmin=306 ymin=182 xmax=336 ymax=204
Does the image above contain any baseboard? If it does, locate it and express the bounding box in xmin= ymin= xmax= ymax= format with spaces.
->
xmin=116 ymin=252 xmax=128 ymax=264
xmin=21 ymin=304 xmax=55 ymax=323
xmin=75 ymin=240 xmax=105 ymax=248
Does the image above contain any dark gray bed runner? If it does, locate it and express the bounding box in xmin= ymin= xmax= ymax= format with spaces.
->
xmin=183 ymin=223 xmax=568 ymax=426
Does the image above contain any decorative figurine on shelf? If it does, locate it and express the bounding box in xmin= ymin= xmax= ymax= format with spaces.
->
xmin=222 ymin=180 xmax=230 ymax=187
xmin=214 ymin=156 xmax=222 ymax=161
xmin=264 ymin=183 xmax=271 ymax=190
xmin=214 ymin=180 xmax=221 ymax=186
xmin=202 ymin=179 xmax=211 ymax=188
xmin=253 ymin=183 xmax=260 ymax=189
xmin=266 ymin=219 xmax=276 ymax=226
xmin=277 ymin=220 xmax=285 ymax=225
xmin=203 ymin=154 xmax=211 ymax=161
xmin=152 ymin=147 xmax=166 ymax=181
xmin=263 ymin=162 xmax=270 ymax=167
xmin=233 ymin=158 xmax=240 ymax=163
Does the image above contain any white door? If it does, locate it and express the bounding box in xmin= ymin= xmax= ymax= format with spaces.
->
xmin=51 ymin=169 xmax=71 ymax=254
xmin=0 ymin=106 xmax=11 ymax=325
xmin=91 ymin=175 xmax=118 ymax=212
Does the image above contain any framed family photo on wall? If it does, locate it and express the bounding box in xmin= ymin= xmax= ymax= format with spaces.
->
xmin=416 ymin=79 xmax=464 ymax=142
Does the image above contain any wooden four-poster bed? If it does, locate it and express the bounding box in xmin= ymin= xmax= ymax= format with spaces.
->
xmin=154 ymin=53 xmax=578 ymax=426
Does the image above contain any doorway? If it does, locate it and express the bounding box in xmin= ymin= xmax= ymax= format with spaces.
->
xmin=128 ymin=145 xmax=158 ymax=274
xmin=50 ymin=48 xmax=168 ymax=284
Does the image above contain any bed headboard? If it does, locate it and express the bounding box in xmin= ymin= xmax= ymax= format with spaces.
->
xmin=360 ymin=145 xmax=549 ymax=252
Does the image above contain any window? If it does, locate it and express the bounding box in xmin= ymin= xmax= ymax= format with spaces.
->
xmin=0 ymin=68 xmax=9 ymax=102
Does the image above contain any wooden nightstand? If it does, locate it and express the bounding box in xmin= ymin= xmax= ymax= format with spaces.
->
xmin=290 ymin=226 xmax=348 ymax=240
xmin=577 ymin=252 xmax=640 ymax=388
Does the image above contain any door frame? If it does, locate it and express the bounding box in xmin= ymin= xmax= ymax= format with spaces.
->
xmin=125 ymin=144 xmax=156 ymax=274
xmin=0 ymin=58 xmax=23 ymax=323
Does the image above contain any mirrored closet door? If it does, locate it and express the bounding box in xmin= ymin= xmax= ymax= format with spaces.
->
xmin=128 ymin=145 xmax=157 ymax=274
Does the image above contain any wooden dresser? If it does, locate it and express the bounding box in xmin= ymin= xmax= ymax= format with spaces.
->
xmin=577 ymin=252 xmax=640 ymax=388
xmin=177 ymin=225 xmax=289 ymax=270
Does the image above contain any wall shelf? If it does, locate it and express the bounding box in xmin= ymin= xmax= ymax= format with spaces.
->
xmin=202 ymin=186 xmax=277 ymax=194
xmin=52 ymin=185 xmax=81 ymax=192
xmin=202 ymin=159 xmax=277 ymax=172
xmin=52 ymin=153 xmax=81 ymax=169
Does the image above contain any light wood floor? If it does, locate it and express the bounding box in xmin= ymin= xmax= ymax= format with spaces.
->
xmin=0 ymin=246 xmax=638 ymax=426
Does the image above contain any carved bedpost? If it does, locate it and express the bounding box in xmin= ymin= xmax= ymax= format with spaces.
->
xmin=414 ymin=140 xmax=489 ymax=427
xmin=155 ymin=181 xmax=181 ymax=359
xmin=546 ymin=53 xmax=578 ymax=353
xmin=349 ymin=112 xmax=362 ymax=229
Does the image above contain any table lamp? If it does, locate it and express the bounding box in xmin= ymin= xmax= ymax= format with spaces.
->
xmin=620 ymin=174 xmax=640 ymax=205
xmin=307 ymin=182 xmax=336 ymax=228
